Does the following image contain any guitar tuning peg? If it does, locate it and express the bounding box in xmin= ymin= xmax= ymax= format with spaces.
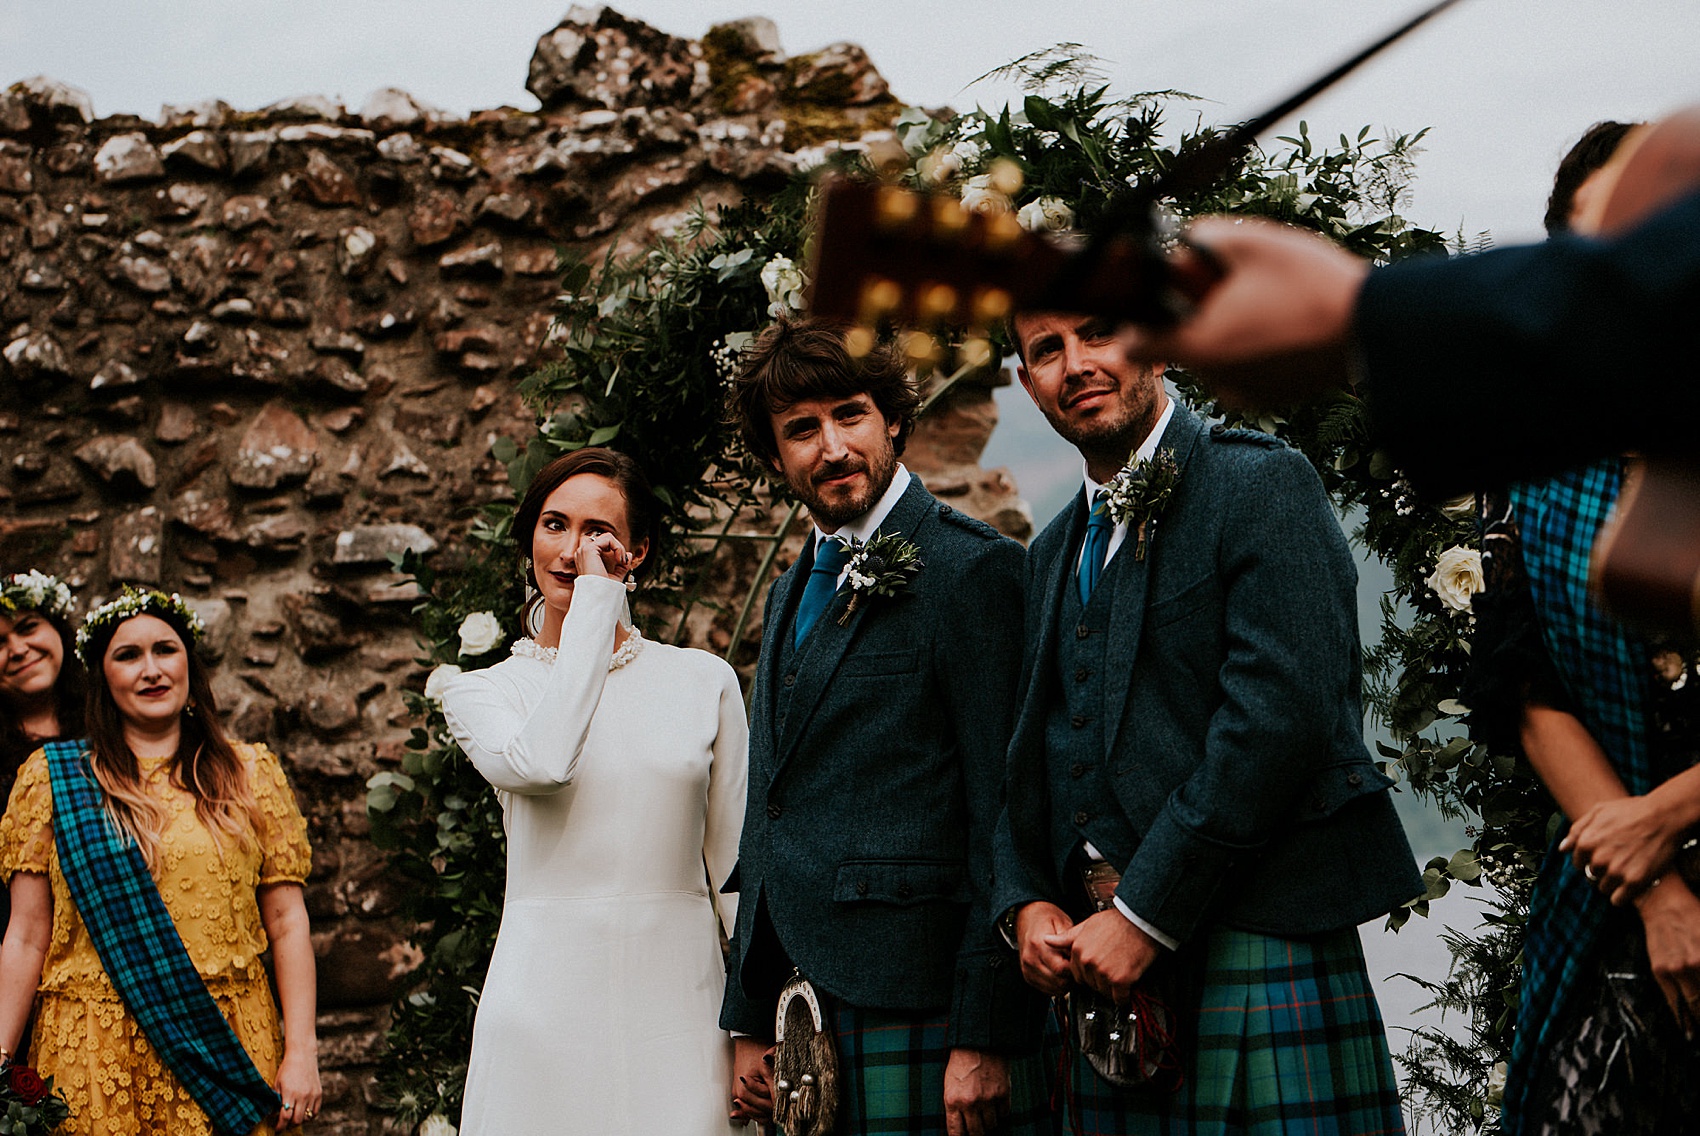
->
xmin=929 ymin=196 xmax=970 ymax=237
xmin=971 ymin=287 xmax=1014 ymax=327
xmin=958 ymin=337 xmax=994 ymax=370
xmin=875 ymin=186 xmax=920 ymax=232
xmin=987 ymin=156 xmax=1024 ymax=196
xmin=900 ymin=330 xmax=941 ymax=366
xmin=982 ymin=211 xmax=1024 ymax=253
xmin=845 ymin=326 xmax=878 ymax=359
xmin=916 ymin=282 xmax=959 ymax=323
xmin=857 ymin=278 xmax=902 ymax=325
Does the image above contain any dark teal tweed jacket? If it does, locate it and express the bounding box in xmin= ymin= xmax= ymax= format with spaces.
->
xmin=995 ymin=407 xmax=1421 ymax=943
xmin=720 ymin=477 xmax=1036 ymax=1051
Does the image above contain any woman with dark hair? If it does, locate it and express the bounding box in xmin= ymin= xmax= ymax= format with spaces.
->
xmin=0 ymin=588 xmax=320 ymax=1134
xmin=0 ymin=571 xmax=86 ymax=938
xmin=438 ymin=447 xmax=748 ymax=1136
xmin=1468 ymin=121 xmax=1700 ymax=1135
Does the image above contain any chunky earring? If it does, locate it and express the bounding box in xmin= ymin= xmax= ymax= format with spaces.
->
xmin=624 ymin=573 xmax=637 ymax=593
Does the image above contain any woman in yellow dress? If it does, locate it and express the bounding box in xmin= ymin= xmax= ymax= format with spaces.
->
xmin=0 ymin=588 xmax=321 ymax=1134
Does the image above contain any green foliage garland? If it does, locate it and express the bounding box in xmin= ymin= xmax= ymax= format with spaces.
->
xmin=367 ymin=49 xmax=1537 ymax=1133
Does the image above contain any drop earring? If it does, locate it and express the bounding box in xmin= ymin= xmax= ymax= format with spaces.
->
xmin=624 ymin=573 xmax=637 ymax=593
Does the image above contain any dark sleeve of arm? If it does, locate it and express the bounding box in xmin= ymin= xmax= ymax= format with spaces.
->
xmin=1115 ymin=448 xmax=1362 ymax=942
xmin=1464 ymin=494 xmax=1574 ymax=753
xmin=939 ymin=537 xmax=1041 ymax=1052
xmin=1357 ymin=189 xmax=1700 ymax=498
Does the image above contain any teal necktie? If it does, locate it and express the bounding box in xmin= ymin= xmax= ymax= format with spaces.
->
xmin=794 ymin=538 xmax=853 ymax=647
xmin=1078 ymin=492 xmax=1113 ymax=605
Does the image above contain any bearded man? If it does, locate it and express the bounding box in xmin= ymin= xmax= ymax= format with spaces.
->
xmin=721 ymin=317 xmax=1049 ymax=1136
xmin=994 ymin=311 xmax=1422 ymax=1134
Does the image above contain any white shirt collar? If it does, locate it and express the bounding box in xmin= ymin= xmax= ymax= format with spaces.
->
xmin=1080 ymin=397 xmax=1175 ymax=506
xmin=814 ymin=464 xmax=913 ymax=551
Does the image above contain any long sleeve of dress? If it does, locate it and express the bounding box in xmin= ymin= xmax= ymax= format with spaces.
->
xmin=441 ymin=576 xmax=624 ymax=794
xmin=703 ymin=665 xmax=749 ymax=938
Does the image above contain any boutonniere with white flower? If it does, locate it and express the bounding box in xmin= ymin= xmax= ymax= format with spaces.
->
xmin=1104 ymin=448 xmax=1181 ymax=561
xmin=836 ymin=531 xmax=924 ymax=625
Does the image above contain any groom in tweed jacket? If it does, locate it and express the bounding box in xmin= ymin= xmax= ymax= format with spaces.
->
xmin=995 ymin=311 xmax=1422 ymax=1133
xmin=721 ymin=318 xmax=1047 ymax=1136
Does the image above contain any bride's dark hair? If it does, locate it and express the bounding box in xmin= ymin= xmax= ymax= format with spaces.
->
xmin=512 ymin=447 xmax=663 ymax=582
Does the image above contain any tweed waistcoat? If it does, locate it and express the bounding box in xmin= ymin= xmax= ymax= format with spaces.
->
xmin=1044 ymin=547 xmax=1134 ymax=883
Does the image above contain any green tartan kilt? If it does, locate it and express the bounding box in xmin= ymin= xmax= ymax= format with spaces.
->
xmin=778 ymin=1003 xmax=1057 ymax=1136
xmin=1056 ymin=926 xmax=1404 ymax=1136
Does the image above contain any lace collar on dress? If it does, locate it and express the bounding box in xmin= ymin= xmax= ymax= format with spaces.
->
xmin=511 ymin=627 xmax=645 ymax=671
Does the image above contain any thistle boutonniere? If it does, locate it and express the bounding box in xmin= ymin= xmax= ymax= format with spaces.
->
xmin=836 ymin=531 xmax=924 ymax=625
xmin=1104 ymin=448 xmax=1180 ymax=561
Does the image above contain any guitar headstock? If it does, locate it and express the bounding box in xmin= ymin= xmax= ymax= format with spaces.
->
xmin=805 ymin=178 xmax=1190 ymax=359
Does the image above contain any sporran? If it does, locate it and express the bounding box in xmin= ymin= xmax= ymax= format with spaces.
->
xmin=771 ymin=970 xmax=839 ymax=1136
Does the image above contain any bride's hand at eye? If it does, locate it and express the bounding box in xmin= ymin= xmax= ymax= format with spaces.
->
xmin=574 ymin=534 xmax=629 ymax=579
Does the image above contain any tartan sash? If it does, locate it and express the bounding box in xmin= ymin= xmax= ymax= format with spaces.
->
xmin=44 ymin=740 xmax=281 ymax=1136
xmin=1502 ymin=461 xmax=1651 ymax=1136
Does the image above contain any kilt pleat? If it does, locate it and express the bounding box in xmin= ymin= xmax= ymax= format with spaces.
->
xmin=1060 ymin=926 xmax=1404 ymax=1136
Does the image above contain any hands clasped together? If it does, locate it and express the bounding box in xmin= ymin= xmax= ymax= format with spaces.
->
xmin=1561 ymin=791 xmax=1700 ymax=1033
xmin=1013 ymin=901 xmax=1160 ymax=1005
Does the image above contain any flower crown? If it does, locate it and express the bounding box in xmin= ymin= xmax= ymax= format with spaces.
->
xmin=74 ymin=587 xmax=205 ymax=667
xmin=0 ymin=570 xmax=75 ymax=620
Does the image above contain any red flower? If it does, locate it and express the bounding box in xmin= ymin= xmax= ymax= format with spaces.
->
xmin=8 ymin=1063 xmax=48 ymax=1105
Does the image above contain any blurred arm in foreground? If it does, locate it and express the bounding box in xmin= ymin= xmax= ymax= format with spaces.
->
xmin=1127 ymin=190 xmax=1700 ymax=498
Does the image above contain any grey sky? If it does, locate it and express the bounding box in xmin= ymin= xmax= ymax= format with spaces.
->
xmin=5 ymin=1 xmax=1698 ymax=244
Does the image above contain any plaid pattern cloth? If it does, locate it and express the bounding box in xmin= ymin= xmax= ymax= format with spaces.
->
xmin=44 ymin=740 xmax=281 ymax=1136
xmin=1503 ymin=461 xmax=1652 ymax=1136
xmin=1057 ymin=926 xmax=1403 ymax=1136
xmin=808 ymin=1003 xmax=1054 ymax=1136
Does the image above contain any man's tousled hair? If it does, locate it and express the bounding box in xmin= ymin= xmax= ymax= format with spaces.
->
xmin=727 ymin=317 xmax=921 ymax=466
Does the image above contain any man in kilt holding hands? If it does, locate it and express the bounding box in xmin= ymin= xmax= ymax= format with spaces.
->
xmin=994 ymin=311 xmax=1422 ymax=1134
xmin=722 ymin=318 xmax=1048 ymax=1136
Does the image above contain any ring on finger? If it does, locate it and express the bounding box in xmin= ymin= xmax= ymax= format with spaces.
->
xmin=1584 ymin=865 xmax=1598 ymax=881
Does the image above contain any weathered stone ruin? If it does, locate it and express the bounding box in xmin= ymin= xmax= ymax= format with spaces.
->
xmin=0 ymin=9 xmax=1028 ymax=1131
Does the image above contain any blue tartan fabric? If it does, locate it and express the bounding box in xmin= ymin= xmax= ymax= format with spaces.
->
xmin=1056 ymin=927 xmax=1403 ymax=1136
xmin=807 ymin=1003 xmax=1054 ymax=1136
xmin=1502 ymin=461 xmax=1651 ymax=1136
xmin=43 ymin=740 xmax=281 ymax=1136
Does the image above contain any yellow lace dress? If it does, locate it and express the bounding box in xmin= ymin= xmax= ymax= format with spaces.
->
xmin=0 ymin=743 xmax=311 ymax=1136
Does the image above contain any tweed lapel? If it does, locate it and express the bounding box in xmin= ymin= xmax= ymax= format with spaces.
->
xmin=1007 ymin=493 xmax=1088 ymax=773
xmin=775 ymin=477 xmax=933 ymax=770
xmin=1102 ymin=408 xmax=1206 ymax=759
xmin=753 ymin=540 xmax=809 ymax=771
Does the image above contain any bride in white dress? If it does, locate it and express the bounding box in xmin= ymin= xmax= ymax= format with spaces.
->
xmin=439 ymin=448 xmax=747 ymax=1136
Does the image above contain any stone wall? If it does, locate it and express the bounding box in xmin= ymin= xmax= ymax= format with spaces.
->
xmin=0 ymin=9 xmax=1027 ymax=1132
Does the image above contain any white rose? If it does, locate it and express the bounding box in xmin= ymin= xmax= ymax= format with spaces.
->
xmin=760 ymin=255 xmax=807 ymax=317
xmin=1016 ymin=196 xmax=1075 ymax=233
xmin=959 ymin=174 xmax=1011 ymax=215
xmin=423 ymin=663 xmax=462 ymax=703
xmin=1485 ymin=1060 xmax=1507 ymax=1107
xmin=418 ymin=1115 xmax=458 ymax=1136
xmin=457 ymin=611 xmax=504 ymax=656
xmin=1426 ymin=545 xmax=1485 ymax=613
xmin=951 ymin=139 xmax=983 ymax=167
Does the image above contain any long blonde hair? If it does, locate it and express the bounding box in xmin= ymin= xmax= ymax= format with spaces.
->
xmin=84 ymin=614 xmax=261 ymax=872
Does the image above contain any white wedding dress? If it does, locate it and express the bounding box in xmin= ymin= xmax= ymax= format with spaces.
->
xmin=441 ymin=575 xmax=747 ymax=1136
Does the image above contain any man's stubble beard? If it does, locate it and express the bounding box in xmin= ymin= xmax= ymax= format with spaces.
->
xmin=789 ymin=440 xmax=899 ymax=530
